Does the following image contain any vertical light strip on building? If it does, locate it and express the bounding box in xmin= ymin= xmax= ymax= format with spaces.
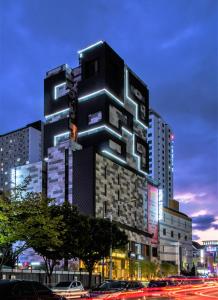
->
xmin=125 ymin=68 xmax=148 ymax=130
xmin=124 ymin=67 xmax=148 ymax=176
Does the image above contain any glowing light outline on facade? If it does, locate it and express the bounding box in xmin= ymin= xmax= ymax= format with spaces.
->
xmin=54 ymin=82 xmax=67 ymax=100
xmin=122 ymin=127 xmax=148 ymax=176
xmin=125 ymin=68 xmax=148 ymax=130
xmin=78 ymin=41 xmax=103 ymax=55
xmin=78 ymin=88 xmax=124 ymax=107
xmin=45 ymin=108 xmax=70 ymax=120
xmin=78 ymin=125 xmax=122 ymax=140
xmin=54 ymin=131 xmax=70 ymax=146
xmin=102 ymin=150 xmax=126 ymax=165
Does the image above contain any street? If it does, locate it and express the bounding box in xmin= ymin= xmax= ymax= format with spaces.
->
xmin=82 ymin=282 xmax=218 ymax=300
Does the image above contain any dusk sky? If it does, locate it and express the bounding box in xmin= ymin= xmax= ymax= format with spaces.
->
xmin=0 ymin=0 xmax=217 ymax=242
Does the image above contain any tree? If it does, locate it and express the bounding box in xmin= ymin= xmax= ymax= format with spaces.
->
xmin=50 ymin=201 xmax=83 ymax=270
xmin=78 ymin=217 xmax=128 ymax=288
xmin=21 ymin=194 xmax=66 ymax=284
xmin=160 ymin=262 xmax=177 ymax=277
xmin=141 ymin=260 xmax=160 ymax=280
xmin=0 ymin=192 xmax=28 ymax=273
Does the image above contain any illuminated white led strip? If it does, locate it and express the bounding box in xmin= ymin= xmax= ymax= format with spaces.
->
xmin=78 ymin=125 xmax=122 ymax=139
xmin=132 ymin=134 xmax=148 ymax=176
xmin=78 ymin=88 xmax=124 ymax=107
xmin=54 ymin=131 xmax=70 ymax=146
xmin=45 ymin=108 xmax=70 ymax=119
xmin=122 ymin=127 xmax=148 ymax=175
xmin=122 ymin=127 xmax=133 ymax=136
xmin=54 ymin=82 xmax=66 ymax=100
xmin=102 ymin=150 xmax=126 ymax=164
xmin=78 ymin=41 xmax=103 ymax=54
xmin=125 ymin=68 xmax=148 ymax=130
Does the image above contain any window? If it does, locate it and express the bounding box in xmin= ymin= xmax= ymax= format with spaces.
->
xmin=12 ymin=283 xmax=35 ymax=296
xmin=33 ymin=282 xmax=51 ymax=295
xmin=145 ymin=245 xmax=150 ymax=256
xmin=185 ymin=235 xmax=187 ymax=241
xmin=152 ymin=247 xmax=158 ymax=257
xmin=103 ymin=201 xmax=107 ymax=216
xmin=54 ymin=82 xmax=67 ymax=99
xmin=104 ymin=166 xmax=107 ymax=179
xmin=135 ymin=243 xmax=141 ymax=255
xmin=171 ymin=230 xmax=174 ymax=238
xmin=118 ymin=205 xmax=120 ymax=216
xmin=163 ymin=228 xmax=166 ymax=236
xmin=178 ymin=233 xmax=181 ymax=239
xmin=109 ymin=140 xmax=121 ymax=154
xmin=88 ymin=111 xmax=102 ymax=125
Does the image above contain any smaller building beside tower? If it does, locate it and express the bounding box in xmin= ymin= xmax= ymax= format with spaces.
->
xmin=159 ymin=199 xmax=192 ymax=272
xmin=192 ymin=240 xmax=218 ymax=276
xmin=147 ymin=109 xmax=174 ymax=208
xmin=0 ymin=121 xmax=43 ymax=191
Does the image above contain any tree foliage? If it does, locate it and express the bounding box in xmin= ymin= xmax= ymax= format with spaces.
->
xmin=0 ymin=192 xmax=27 ymax=270
xmin=160 ymin=262 xmax=177 ymax=277
xmin=78 ymin=217 xmax=128 ymax=288
xmin=0 ymin=189 xmax=128 ymax=286
xmin=141 ymin=260 xmax=160 ymax=279
xmin=21 ymin=194 xmax=65 ymax=283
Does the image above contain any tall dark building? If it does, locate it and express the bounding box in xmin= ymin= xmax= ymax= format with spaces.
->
xmin=43 ymin=41 xmax=159 ymax=278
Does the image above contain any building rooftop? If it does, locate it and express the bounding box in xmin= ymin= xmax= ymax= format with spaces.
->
xmin=0 ymin=121 xmax=42 ymax=137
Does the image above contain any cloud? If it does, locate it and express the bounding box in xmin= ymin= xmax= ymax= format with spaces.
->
xmin=192 ymin=214 xmax=218 ymax=231
xmin=175 ymin=192 xmax=206 ymax=204
xmin=192 ymin=233 xmax=200 ymax=241
xmin=191 ymin=210 xmax=208 ymax=217
xmin=193 ymin=227 xmax=218 ymax=243
xmin=161 ymin=27 xmax=199 ymax=49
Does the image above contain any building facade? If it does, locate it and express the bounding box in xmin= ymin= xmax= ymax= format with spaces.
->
xmin=147 ymin=109 xmax=174 ymax=207
xmin=0 ymin=41 xmax=193 ymax=277
xmin=159 ymin=200 xmax=192 ymax=271
xmin=0 ymin=121 xmax=43 ymax=191
xmin=43 ymin=41 xmax=159 ymax=278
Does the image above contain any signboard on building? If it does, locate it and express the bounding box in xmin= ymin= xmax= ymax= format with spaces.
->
xmin=147 ymin=184 xmax=159 ymax=244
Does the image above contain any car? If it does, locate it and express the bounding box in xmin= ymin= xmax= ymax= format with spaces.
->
xmin=0 ymin=280 xmax=67 ymax=300
xmin=88 ymin=280 xmax=144 ymax=297
xmin=148 ymin=279 xmax=177 ymax=288
xmin=52 ymin=280 xmax=84 ymax=291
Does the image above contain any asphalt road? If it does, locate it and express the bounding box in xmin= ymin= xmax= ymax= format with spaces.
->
xmin=84 ymin=283 xmax=218 ymax=300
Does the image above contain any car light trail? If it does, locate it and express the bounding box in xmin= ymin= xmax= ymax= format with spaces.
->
xmin=82 ymin=279 xmax=218 ymax=300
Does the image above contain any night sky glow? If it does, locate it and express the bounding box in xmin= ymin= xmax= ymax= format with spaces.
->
xmin=0 ymin=0 xmax=217 ymax=242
